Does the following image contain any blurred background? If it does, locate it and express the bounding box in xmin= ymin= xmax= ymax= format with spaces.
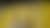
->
xmin=0 ymin=0 xmax=50 ymax=28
